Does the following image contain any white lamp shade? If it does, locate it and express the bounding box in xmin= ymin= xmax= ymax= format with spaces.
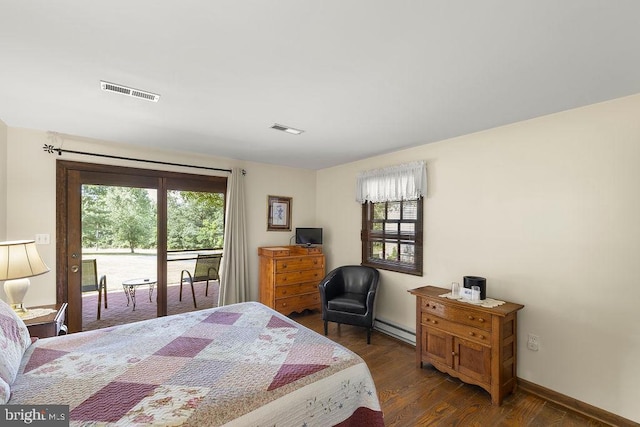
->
xmin=0 ymin=240 xmax=50 ymax=280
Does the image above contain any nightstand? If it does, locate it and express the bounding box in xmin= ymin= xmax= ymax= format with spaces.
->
xmin=23 ymin=303 xmax=68 ymax=338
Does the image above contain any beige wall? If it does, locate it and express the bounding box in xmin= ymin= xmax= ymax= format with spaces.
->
xmin=0 ymin=119 xmax=6 ymax=240
xmin=2 ymin=128 xmax=317 ymax=305
xmin=316 ymin=93 xmax=640 ymax=422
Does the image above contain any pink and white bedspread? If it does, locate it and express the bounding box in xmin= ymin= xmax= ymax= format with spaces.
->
xmin=9 ymin=302 xmax=384 ymax=426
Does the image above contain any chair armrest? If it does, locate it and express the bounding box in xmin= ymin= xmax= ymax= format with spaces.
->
xmin=365 ymin=289 xmax=377 ymax=314
xmin=180 ymin=270 xmax=193 ymax=284
xmin=318 ymin=270 xmax=343 ymax=301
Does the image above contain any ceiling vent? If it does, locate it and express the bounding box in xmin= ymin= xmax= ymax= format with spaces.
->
xmin=271 ymin=123 xmax=304 ymax=135
xmin=100 ymin=81 xmax=160 ymax=102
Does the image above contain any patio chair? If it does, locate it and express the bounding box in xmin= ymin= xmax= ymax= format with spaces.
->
xmin=180 ymin=253 xmax=222 ymax=308
xmin=82 ymin=259 xmax=108 ymax=320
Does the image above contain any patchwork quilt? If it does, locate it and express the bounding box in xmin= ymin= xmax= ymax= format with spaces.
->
xmin=9 ymin=302 xmax=384 ymax=426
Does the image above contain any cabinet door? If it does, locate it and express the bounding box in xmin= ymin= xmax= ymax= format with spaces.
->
xmin=422 ymin=327 xmax=453 ymax=367
xmin=453 ymin=337 xmax=491 ymax=384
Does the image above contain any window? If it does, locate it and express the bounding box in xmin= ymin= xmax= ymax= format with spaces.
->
xmin=361 ymin=198 xmax=423 ymax=275
xmin=356 ymin=160 xmax=426 ymax=276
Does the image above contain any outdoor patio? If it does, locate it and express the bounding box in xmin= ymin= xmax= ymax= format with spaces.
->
xmin=80 ymin=250 xmax=219 ymax=331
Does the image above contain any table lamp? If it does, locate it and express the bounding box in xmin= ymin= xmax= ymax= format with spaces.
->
xmin=0 ymin=240 xmax=50 ymax=315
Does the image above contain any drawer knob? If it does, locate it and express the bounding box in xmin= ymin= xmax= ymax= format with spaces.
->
xmin=468 ymin=315 xmax=474 ymax=320
xmin=469 ymin=332 xmax=475 ymax=337
xmin=282 ymin=264 xmax=287 ymax=268
xmin=478 ymin=318 xmax=485 ymax=323
xmin=431 ymin=320 xmax=437 ymax=324
xmin=479 ymin=335 xmax=485 ymax=340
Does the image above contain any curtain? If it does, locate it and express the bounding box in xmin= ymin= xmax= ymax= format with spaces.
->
xmin=355 ymin=160 xmax=427 ymax=203
xmin=218 ymin=167 xmax=250 ymax=306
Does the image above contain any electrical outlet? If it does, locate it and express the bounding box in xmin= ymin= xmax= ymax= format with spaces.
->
xmin=527 ymin=333 xmax=540 ymax=351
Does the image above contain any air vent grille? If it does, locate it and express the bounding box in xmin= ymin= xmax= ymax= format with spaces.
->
xmin=100 ymin=81 xmax=160 ymax=102
xmin=271 ymin=123 xmax=304 ymax=135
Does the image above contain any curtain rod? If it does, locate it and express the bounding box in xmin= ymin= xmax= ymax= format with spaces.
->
xmin=43 ymin=144 xmax=238 ymax=174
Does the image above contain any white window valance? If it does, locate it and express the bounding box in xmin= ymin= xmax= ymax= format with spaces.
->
xmin=355 ymin=160 xmax=427 ymax=203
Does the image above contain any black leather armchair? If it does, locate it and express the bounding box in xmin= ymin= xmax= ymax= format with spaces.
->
xmin=318 ymin=265 xmax=380 ymax=344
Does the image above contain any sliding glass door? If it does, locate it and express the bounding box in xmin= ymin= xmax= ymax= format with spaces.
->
xmin=166 ymin=189 xmax=225 ymax=316
xmin=81 ymin=184 xmax=158 ymax=330
xmin=57 ymin=160 xmax=226 ymax=333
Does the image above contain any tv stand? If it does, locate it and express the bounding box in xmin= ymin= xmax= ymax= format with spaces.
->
xmin=258 ymin=245 xmax=325 ymax=315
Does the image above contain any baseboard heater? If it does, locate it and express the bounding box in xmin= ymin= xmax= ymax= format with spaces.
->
xmin=373 ymin=317 xmax=416 ymax=345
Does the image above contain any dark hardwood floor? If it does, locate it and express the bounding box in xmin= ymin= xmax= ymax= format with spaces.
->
xmin=291 ymin=311 xmax=608 ymax=427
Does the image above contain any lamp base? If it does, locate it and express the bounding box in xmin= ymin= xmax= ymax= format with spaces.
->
xmin=9 ymin=303 xmax=29 ymax=316
xmin=4 ymin=277 xmax=31 ymax=315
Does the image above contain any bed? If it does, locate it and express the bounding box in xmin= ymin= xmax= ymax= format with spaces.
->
xmin=1 ymin=299 xmax=384 ymax=426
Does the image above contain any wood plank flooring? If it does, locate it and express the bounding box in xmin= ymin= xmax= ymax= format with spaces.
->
xmin=290 ymin=311 xmax=608 ymax=427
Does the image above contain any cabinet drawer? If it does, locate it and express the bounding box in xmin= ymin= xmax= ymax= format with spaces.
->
xmin=275 ymin=293 xmax=320 ymax=313
xmin=421 ymin=312 xmax=491 ymax=346
xmin=421 ymin=298 xmax=492 ymax=332
xmin=275 ymin=256 xmax=324 ymax=272
xmin=275 ymin=282 xmax=319 ymax=298
xmin=275 ymin=268 xmax=324 ymax=285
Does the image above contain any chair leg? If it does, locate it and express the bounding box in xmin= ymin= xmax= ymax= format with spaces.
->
xmin=97 ymin=287 xmax=102 ymax=320
xmin=179 ymin=281 xmax=183 ymax=301
xmin=104 ymin=285 xmax=108 ymax=309
xmin=367 ymin=328 xmax=372 ymax=345
xmin=324 ymin=320 xmax=328 ymax=336
xmin=190 ymin=281 xmax=197 ymax=308
xmin=205 ymin=279 xmax=209 ymax=297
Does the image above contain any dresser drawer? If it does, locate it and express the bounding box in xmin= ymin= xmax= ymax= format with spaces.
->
xmin=275 ymin=256 xmax=324 ymax=272
xmin=275 ymin=268 xmax=324 ymax=285
xmin=276 ymin=293 xmax=320 ymax=313
xmin=421 ymin=298 xmax=492 ymax=332
xmin=275 ymin=282 xmax=319 ymax=298
xmin=421 ymin=312 xmax=491 ymax=346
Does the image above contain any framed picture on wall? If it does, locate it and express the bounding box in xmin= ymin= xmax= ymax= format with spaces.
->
xmin=267 ymin=195 xmax=291 ymax=231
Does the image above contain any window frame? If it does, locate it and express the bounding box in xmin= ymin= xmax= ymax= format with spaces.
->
xmin=361 ymin=197 xmax=423 ymax=276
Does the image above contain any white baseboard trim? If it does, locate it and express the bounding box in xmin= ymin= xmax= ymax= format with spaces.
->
xmin=374 ymin=317 xmax=416 ymax=345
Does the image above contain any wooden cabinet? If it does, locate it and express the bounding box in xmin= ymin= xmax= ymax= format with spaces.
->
xmin=409 ymin=286 xmax=524 ymax=405
xmin=24 ymin=303 xmax=68 ymax=338
xmin=259 ymin=246 xmax=325 ymax=315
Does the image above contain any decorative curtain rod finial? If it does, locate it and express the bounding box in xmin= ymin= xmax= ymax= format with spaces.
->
xmin=43 ymin=144 xmax=62 ymax=155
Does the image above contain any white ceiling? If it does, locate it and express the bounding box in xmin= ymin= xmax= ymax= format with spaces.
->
xmin=1 ymin=1 xmax=639 ymax=170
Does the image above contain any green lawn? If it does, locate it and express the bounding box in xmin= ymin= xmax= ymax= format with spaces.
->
xmin=82 ymin=250 xmax=200 ymax=292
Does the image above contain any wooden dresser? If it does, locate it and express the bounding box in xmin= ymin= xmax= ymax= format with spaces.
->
xmin=409 ymin=286 xmax=524 ymax=405
xmin=258 ymin=245 xmax=325 ymax=315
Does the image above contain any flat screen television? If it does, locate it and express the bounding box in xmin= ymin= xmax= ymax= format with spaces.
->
xmin=295 ymin=227 xmax=323 ymax=246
